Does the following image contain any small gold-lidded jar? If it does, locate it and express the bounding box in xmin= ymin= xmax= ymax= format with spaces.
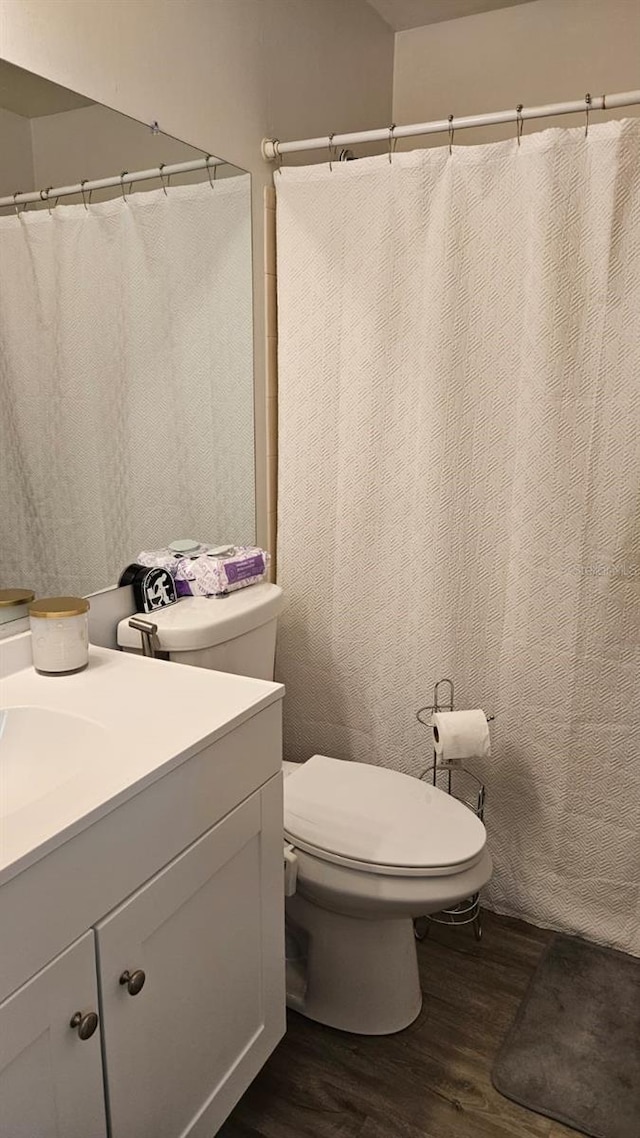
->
xmin=0 ymin=588 xmax=35 ymax=625
xmin=29 ymin=596 xmax=90 ymax=675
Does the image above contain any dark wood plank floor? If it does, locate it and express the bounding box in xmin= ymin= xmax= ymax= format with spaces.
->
xmin=220 ymin=911 xmax=584 ymax=1138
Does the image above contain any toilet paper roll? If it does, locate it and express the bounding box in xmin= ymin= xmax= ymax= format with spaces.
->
xmin=432 ymin=709 xmax=491 ymax=766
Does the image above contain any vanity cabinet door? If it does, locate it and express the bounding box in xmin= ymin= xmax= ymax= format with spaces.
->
xmin=96 ymin=774 xmax=284 ymax=1138
xmin=0 ymin=931 xmax=107 ymax=1138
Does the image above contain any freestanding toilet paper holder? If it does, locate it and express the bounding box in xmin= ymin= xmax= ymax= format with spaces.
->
xmin=414 ymin=677 xmax=492 ymax=942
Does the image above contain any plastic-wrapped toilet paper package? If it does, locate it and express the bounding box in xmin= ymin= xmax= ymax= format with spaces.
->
xmin=134 ymin=544 xmax=269 ymax=597
xmin=136 ymin=549 xmax=182 ymax=572
xmin=432 ymin=709 xmax=491 ymax=766
xmin=175 ymin=547 xmax=269 ymax=596
xmin=136 ymin=541 xmax=208 ymax=572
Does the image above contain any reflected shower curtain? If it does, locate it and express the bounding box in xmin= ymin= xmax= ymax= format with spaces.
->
xmin=276 ymin=119 xmax=640 ymax=955
xmin=0 ymin=176 xmax=254 ymax=598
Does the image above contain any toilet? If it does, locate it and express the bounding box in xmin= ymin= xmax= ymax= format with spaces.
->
xmin=118 ymin=582 xmax=492 ymax=1035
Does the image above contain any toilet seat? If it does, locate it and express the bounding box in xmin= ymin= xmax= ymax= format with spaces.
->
xmin=283 ymin=755 xmax=486 ymax=878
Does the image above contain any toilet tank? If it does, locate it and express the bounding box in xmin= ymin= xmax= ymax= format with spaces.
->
xmin=117 ymin=583 xmax=283 ymax=681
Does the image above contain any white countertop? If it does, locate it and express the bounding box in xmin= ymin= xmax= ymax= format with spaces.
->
xmin=0 ymin=642 xmax=284 ymax=886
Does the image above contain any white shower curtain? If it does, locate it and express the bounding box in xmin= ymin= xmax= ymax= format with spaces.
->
xmin=276 ymin=119 xmax=640 ymax=956
xmin=0 ymin=176 xmax=254 ymax=598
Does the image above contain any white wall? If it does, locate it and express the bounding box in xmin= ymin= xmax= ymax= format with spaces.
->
xmin=0 ymin=0 xmax=394 ymax=543
xmin=394 ymin=0 xmax=640 ymax=147
xmin=0 ymin=0 xmax=393 ymax=175
xmin=29 ymin=103 xmax=241 ymax=202
xmin=0 ymin=106 xmax=34 ymax=197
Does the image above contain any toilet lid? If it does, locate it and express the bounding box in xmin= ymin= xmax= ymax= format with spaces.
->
xmin=283 ymin=755 xmax=486 ymax=877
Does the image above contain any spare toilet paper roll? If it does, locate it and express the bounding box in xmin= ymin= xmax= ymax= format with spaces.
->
xmin=432 ymin=709 xmax=491 ymax=766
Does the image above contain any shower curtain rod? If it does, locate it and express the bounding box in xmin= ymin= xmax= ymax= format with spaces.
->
xmin=261 ymin=89 xmax=640 ymax=160
xmin=0 ymin=155 xmax=225 ymax=209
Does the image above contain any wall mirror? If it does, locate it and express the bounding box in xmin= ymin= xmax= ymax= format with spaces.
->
xmin=0 ymin=61 xmax=255 ymax=626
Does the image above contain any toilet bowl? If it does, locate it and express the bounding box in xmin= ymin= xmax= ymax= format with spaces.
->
xmin=118 ymin=585 xmax=492 ymax=1036
xmin=283 ymin=756 xmax=492 ymax=1035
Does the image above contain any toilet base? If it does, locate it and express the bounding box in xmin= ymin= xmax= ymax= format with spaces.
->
xmin=285 ymin=893 xmax=422 ymax=1035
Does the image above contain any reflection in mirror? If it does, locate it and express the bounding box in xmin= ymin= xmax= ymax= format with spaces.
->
xmin=0 ymin=588 xmax=35 ymax=627
xmin=0 ymin=62 xmax=255 ymax=615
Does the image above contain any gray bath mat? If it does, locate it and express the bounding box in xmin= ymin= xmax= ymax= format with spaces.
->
xmin=492 ymin=933 xmax=640 ymax=1138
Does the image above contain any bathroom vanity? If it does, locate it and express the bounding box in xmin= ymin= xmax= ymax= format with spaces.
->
xmin=0 ymin=638 xmax=285 ymax=1138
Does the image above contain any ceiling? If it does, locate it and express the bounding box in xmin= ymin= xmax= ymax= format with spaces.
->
xmin=0 ymin=61 xmax=93 ymax=117
xmin=366 ymin=0 xmax=536 ymax=32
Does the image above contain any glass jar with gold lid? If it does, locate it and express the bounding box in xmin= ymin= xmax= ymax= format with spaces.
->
xmin=0 ymin=588 xmax=35 ymax=626
xmin=29 ymin=596 xmax=90 ymax=675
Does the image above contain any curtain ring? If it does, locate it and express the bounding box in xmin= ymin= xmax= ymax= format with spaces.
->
xmin=516 ymin=104 xmax=524 ymax=146
xmin=205 ymin=156 xmax=217 ymax=189
xmin=159 ymin=163 xmax=168 ymax=195
xmin=448 ymin=114 xmax=455 ymax=157
xmin=80 ymin=179 xmax=90 ymax=210
xmin=584 ymin=92 xmax=592 ymax=137
xmin=13 ymin=191 xmax=25 ymax=216
xmin=44 ymin=188 xmax=58 ymax=215
xmin=328 ymin=132 xmax=336 ymax=172
xmin=120 ymin=172 xmax=130 ymax=200
xmin=388 ymin=123 xmax=397 ymax=164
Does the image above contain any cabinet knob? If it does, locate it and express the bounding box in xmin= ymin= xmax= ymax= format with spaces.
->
xmin=119 ymin=968 xmax=146 ymax=996
xmin=70 ymin=1010 xmax=99 ymax=1040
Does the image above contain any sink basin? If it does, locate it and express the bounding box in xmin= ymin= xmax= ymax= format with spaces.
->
xmin=0 ymin=642 xmax=282 ymax=890
xmin=0 ymin=706 xmax=109 ymax=816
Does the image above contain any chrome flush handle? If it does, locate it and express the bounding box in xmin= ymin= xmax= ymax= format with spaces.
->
xmin=128 ymin=617 xmax=159 ymax=658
